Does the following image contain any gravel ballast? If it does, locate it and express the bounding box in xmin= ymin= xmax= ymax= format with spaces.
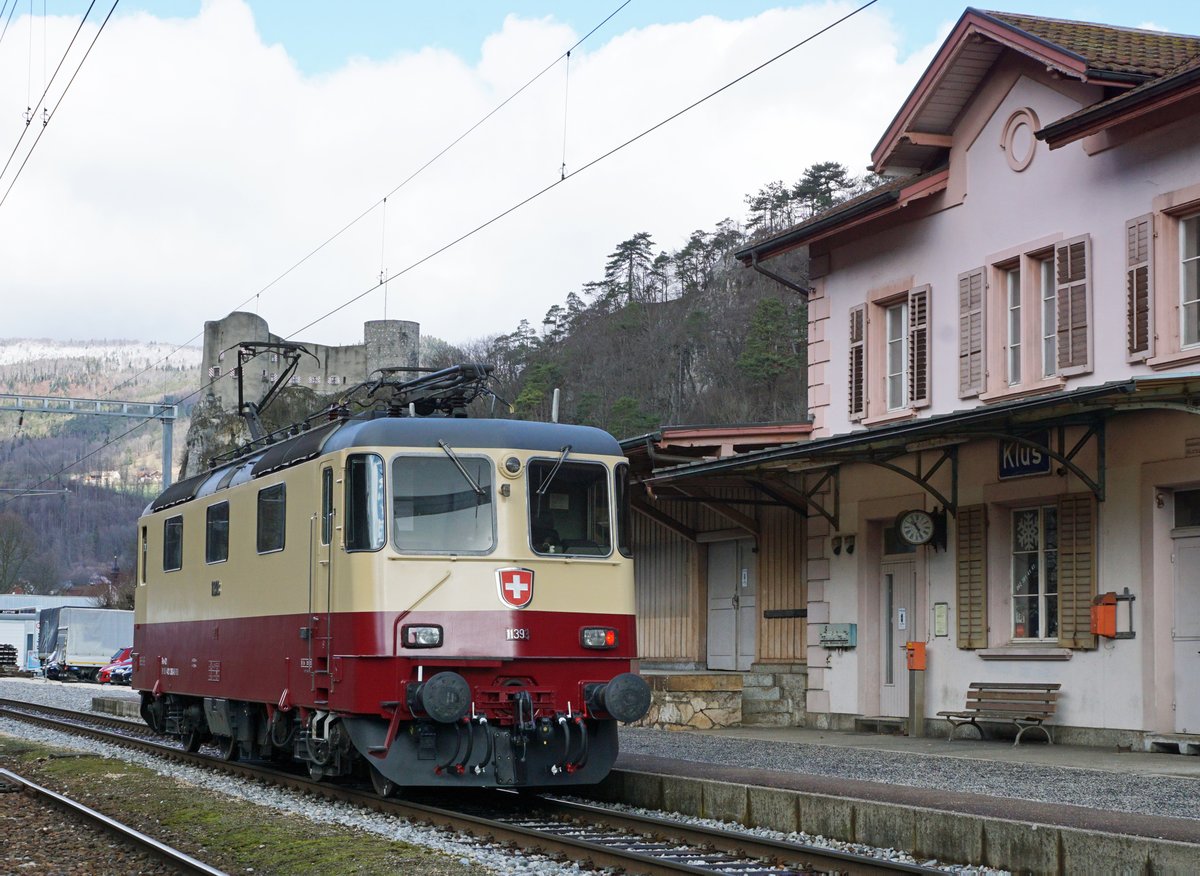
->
xmin=0 ymin=679 xmax=594 ymax=875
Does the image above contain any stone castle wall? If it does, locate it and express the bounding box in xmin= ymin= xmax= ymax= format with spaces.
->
xmin=200 ymin=312 xmax=419 ymax=411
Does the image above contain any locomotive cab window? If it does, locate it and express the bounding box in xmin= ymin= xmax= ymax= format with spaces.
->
xmin=615 ymin=462 xmax=632 ymax=558
xmin=163 ymin=516 xmax=183 ymax=572
xmin=392 ymin=455 xmax=495 ymax=554
xmin=206 ymin=502 xmax=229 ymax=564
xmin=320 ymin=466 xmax=334 ymax=546
xmin=528 ymin=460 xmax=612 ymax=557
xmin=345 ymin=454 xmax=386 ymax=551
xmin=256 ymin=483 xmax=286 ymax=554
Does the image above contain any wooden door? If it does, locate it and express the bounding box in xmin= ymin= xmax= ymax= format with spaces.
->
xmin=707 ymin=538 xmax=757 ymax=671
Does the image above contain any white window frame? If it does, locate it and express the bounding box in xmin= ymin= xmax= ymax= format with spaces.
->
xmin=1011 ymin=505 xmax=1058 ymax=641
xmin=1039 ymin=257 xmax=1057 ymax=377
xmin=1181 ymin=213 xmax=1200 ymax=348
xmin=1006 ymin=267 xmax=1021 ymax=385
xmin=885 ymin=302 xmax=908 ymax=411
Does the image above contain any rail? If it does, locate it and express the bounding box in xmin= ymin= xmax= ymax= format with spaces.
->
xmin=0 ymin=699 xmax=939 ymax=875
xmin=0 ymin=767 xmax=226 ymax=875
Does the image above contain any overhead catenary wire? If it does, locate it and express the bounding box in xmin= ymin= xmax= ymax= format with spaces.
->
xmin=560 ymin=50 xmax=571 ymax=180
xmin=0 ymin=0 xmax=21 ymax=51
xmin=103 ymin=0 xmax=634 ymax=400
xmin=284 ymin=0 xmax=881 ymax=342
xmin=6 ymin=0 xmax=878 ymax=503
xmin=380 ymin=196 xmax=388 ymax=321
xmin=0 ymin=0 xmax=96 ymax=184
xmin=0 ymin=0 xmax=112 ymax=209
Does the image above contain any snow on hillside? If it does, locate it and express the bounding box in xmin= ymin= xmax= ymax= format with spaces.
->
xmin=0 ymin=338 xmax=201 ymax=368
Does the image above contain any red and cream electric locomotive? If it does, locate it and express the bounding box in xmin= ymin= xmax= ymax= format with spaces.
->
xmin=134 ymin=364 xmax=650 ymax=795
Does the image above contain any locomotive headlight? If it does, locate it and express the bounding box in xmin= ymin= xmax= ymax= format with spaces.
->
xmin=581 ymin=627 xmax=617 ymax=649
xmin=402 ymin=625 xmax=443 ymax=648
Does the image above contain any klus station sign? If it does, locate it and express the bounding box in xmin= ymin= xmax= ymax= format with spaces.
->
xmin=998 ymin=430 xmax=1051 ymax=480
xmin=496 ymin=567 xmax=534 ymax=609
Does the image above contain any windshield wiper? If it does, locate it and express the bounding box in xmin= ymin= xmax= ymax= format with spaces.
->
xmin=536 ymin=445 xmax=572 ymax=496
xmin=438 ymin=440 xmax=485 ymax=497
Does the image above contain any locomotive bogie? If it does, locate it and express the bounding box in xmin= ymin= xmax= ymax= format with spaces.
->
xmin=133 ymin=417 xmax=649 ymax=790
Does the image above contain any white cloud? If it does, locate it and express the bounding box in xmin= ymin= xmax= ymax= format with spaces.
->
xmin=0 ymin=0 xmax=934 ymax=354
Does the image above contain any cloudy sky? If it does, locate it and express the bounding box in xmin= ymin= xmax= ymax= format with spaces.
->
xmin=1 ymin=1 xmax=1194 ymax=354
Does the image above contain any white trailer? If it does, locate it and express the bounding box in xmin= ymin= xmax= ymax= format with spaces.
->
xmin=38 ymin=607 xmax=133 ymax=680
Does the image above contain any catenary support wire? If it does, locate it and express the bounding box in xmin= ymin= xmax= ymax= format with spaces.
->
xmin=101 ymin=0 xmax=634 ymax=401
xmin=284 ymin=0 xmax=880 ymax=341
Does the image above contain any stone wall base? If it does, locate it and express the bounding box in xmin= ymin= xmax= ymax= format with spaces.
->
xmin=633 ymin=673 xmax=743 ymax=730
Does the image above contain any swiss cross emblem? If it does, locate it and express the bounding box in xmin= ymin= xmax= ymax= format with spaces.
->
xmin=496 ymin=567 xmax=534 ymax=609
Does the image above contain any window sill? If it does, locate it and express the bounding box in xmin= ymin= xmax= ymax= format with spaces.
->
xmin=978 ymin=378 xmax=1065 ymax=404
xmin=861 ymin=409 xmax=918 ymax=427
xmin=1147 ymin=348 xmax=1200 ymax=370
xmin=977 ymin=646 xmax=1073 ymax=661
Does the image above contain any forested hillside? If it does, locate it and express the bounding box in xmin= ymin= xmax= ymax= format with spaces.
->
xmin=430 ymin=162 xmax=880 ymax=435
xmin=0 ymin=340 xmax=200 ymax=593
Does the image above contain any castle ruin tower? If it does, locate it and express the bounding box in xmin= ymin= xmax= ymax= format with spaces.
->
xmin=365 ymin=319 xmax=420 ymax=374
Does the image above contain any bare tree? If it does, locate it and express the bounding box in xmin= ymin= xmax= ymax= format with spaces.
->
xmin=0 ymin=512 xmax=35 ymax=592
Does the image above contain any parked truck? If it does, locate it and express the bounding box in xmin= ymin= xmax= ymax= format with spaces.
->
xmin=37 ymin=607 xmax=133 ymax=681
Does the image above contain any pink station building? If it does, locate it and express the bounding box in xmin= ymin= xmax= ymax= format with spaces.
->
xmin=647 ymin=9 xmax=1200 ymax=748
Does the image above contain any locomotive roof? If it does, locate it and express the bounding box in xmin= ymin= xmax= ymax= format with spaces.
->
xmin=148 ymin=416 xmax=622 ymax=513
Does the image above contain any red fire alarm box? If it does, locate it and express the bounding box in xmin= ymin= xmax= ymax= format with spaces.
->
xmin=1091 ymin=592 xmax=1117 ymax=637
xmin=905 ymin=641 xmax=926 ymax=671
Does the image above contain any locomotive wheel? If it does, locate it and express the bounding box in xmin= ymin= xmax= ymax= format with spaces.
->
xmin=369 ymin=764 xmax=399 ymax=798
xmin=182 ymin=728 xmax=204 ymax=753
xmin=216 ymin=735 xmax=239 ymax=762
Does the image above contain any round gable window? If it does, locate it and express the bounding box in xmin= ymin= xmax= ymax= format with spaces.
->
xmin=1001 ymin=108 xmax=1039 ymax=172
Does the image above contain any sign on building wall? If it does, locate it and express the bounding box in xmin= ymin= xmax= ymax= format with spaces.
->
xmin=998 ymin=430 xmax=1051 ymax=479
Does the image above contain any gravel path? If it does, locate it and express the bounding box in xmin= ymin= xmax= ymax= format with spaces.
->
xmin=617 ymin=726 xmax=1200 ymax=820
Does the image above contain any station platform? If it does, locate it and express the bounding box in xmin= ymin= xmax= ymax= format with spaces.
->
xmin=604 ymin=723 xmax=1200 ymax=872
xmin=656 ymin=722 xmax=1200 ymax=779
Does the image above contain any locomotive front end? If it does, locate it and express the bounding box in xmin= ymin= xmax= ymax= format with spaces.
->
xmin=329 ymin=424 xmax=650 ymax=790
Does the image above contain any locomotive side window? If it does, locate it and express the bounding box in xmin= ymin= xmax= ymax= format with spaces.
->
xmin=320 ymin=466 xmax=333 ymax=546
xmin=163 ymin=516 xmax=183 ymax=572
xmin=615 ymin=463 xmax=632 ymax=558
xmin=256 ymin=483 xmax=287 ymax=554
xmin=206 ymin=502 xmax=230 ymax=564
xmin=392 ymin=455 xmax=495 ymax=553
xmin=528 ymin=461 xmax=612 ymax=557
xmin=345 ymin=454 xmax=386 ymax=551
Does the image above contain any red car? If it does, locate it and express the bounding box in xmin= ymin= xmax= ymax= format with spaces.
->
xmin=97 ymin=647 xmax=133 ymax=684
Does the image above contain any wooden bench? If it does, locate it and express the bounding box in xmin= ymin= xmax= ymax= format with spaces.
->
xmin=937 ymin=682 xmax=1060 ymax=745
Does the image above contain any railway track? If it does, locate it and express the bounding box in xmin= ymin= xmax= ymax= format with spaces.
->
xmin=0 ymin=698 xmax=942 ymax=875
xmin=0 ymin=767 xmax=226 ymax=875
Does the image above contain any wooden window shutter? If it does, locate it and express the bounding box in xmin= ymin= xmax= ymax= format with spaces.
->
xmin=1125 ymin=215 xmax=1154 ymax=361
xmin=1057 ymin=493 xmax=1097 ymax=650
xmin=955 ymin=504 xmax=988 ymax=649
xmin=957 ymin=269 xmax=985 ymax=397
xmin=848 ymin=304 xmax=866 ymax=421
xmin=1055 ymin=235 xmax=1092 ymax=375
xmin=908 ymin=285 xmax=930 ymax=408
